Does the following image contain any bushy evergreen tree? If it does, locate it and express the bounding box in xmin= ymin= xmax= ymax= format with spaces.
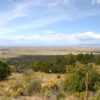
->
xmin=66 ymin=54 xmax=75 ymax=66
xmin=65 ymin=62 xmax=100 ymax=92
xmin=0 ymin=61 xmax=11 ymax=80
xmin=95 ymin=56 xmax=100 ymax=65
xmin=76 ymin=53 xmax=94 ymax=65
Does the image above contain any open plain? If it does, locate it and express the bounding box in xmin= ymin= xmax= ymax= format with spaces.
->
xmin=0 ymin=47 xmax=100 ymax=59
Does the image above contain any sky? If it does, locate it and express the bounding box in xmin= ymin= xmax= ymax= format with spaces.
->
xmin=0 ymin=0 xmax=100 ymax=46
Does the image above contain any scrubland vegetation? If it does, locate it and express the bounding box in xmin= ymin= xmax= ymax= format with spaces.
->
xmin=0 ymin=53 xmax=100 ymax=100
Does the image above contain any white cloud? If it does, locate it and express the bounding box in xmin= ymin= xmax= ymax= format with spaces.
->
xmin=76 ymin=32 xmax=100 ymax=39
xmin=92 ymin=0 xmax=96 ymax=4
xmin=0 ymin=0 xmax=33 ymax=25
xmin=91 ymin=0 xmax=100 ymax=4
xmin=44 ymin=30 xmax=55 ymax=34
xmin=97 ymin=0 xmax=100 ymax=3
xmin=0 ymin=0 xmax=72 ymax=33
xmin=0 ymin=0 xmax=99 ymax=30
xmin=0 ymin=32 xmax=100 ymax=46
xmin=0 ymin=29 xmax=16 ymax=34
xmin=0 ymin=0 xmax=99 ymax=37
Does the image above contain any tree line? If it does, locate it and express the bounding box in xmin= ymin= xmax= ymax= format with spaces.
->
xmin=5 ymin=53 xmax=100 ymax=73
xmin=33 ymin=53 xmax=100 ymax=73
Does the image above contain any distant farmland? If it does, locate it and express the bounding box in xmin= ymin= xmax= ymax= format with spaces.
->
xmin=0 ymin=47 xmax=100 ymax=58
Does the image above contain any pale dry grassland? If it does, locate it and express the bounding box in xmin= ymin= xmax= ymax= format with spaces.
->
xmin=0 ymin=96 xmax=78 ymax=100
xmin=0 ymin=47 xmax=100 ymax=58
xmin=0 ymin=72 xmax=78 ymax=100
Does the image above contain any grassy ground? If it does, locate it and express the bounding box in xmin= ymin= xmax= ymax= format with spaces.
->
xmin=0 ymin=72 xmax=78 ymax=100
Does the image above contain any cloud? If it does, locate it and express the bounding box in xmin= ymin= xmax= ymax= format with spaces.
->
xmin=97 ymin=0 xmax=100 ymax=3
xmin=0 ymin=28 xmax=16 ymax=34
xmin=92 ymin=0 xmax=96 ymax=4
xmin=45 ymin=30 xmax=55 ymax=34
xmin=0 ymin=0 xmax=72 ymax=33
xmin=0 ymin=0 xmax=100 ymax=40
xmin=0 ymin=0 xmax=100 ymax=31
xmin=91 ymin=0 xmax=100 ymax=4
xmin=0 ymin=0 xmax=35 ymax=25
xmin=0 ymin=32 xmax=100 ymax=46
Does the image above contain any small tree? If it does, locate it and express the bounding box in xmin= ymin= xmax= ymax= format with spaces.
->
xmin=0 ymin=61 xmax=11 ymax=80
xmin=66 ymin=54 xmax=75 ymax=66
xmin=95 ymin=56 xmax=100 ymax=65
xmin=33 ymin=60 xmax=42 ymax=71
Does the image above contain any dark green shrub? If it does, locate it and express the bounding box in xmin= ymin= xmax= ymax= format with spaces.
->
xmin=96 ymin=94 xmax=100 ymax=100
xmin=0 ymin=61 xmax=11 ymax=80
xmin=57 ymin=74 xmax=61 ymax=79
xmin=95 ymin=56 xmax=100 ymax=65
xmin=33 ymin=60 xmax=42 ymax=71
xmin=76 ymin=53 xmax=94 ymax=65
xmin=66 ymin=54 xmax=76 ymax=66
xmin=65 ymin=62 xmax=100 ymax=92
xmin=56 ymin=93 xmax=65 ymax=100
